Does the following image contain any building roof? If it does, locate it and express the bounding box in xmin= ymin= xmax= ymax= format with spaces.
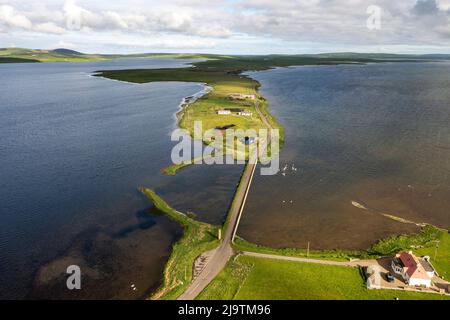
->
xmin=398 ymin=252 xmax=432 ymax=281
xmin=224 ymin=108 xmax=244 ymax=112
xmin=419 ymin=258 xmax=435 ymax=273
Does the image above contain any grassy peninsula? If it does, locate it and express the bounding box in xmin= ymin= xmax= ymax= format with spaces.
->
xmin=97 ymin=59 xmax=285 ymax=166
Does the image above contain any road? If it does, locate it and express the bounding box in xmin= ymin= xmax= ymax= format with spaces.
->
xmin=241 ymin=251 xmax=376 ymax=267
xmin=177 ymin=102 xmax=271 ymax=300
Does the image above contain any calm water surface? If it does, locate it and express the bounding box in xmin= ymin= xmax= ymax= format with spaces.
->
xmin=239 ymin=63 xmax=450 ymax=250
xmin=0 ymin=59 xmax=243 ymax=299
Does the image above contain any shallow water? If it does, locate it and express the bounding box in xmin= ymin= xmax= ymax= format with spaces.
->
xmin=239 ymin=63 xmax=450 ymax=250
xmin=0 ymin=59 xmax=243 ymax=299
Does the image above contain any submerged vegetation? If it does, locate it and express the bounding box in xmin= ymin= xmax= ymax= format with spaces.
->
xmin=140 ymin=188 xmax=220 ymax=300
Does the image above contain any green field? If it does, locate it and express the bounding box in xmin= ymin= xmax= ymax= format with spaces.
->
xmin=198 ymin=256 xmax=450 ymax=300
xmin=415 ymin=230 xmax=450 ymax=280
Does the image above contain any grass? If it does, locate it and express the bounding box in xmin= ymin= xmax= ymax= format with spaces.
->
xmin=234 ymin=225 xmax=446 ymax=262
xmin=140 ymin=188 xmax=220 ymax=300
xmin=367 ymin=225 xmax=443 ymax=256
xmin=198 ymin=256 xmax=450 ymax=300
xmin=233 ymin=237 xmax=364 ymax=261
xmin=415 ymin=230 xmax=450 ymax=280
xmin=162 ymin=154 xmax=221 ymax=176
xmin=162 ymin=160 xmax=194 ymax=176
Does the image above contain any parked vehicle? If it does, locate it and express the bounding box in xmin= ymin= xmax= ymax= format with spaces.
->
xmin=386 ymin=272 xmax=395 ymax=283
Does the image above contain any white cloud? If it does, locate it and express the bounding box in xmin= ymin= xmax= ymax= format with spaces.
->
xmin=1 ymin=0 xmax=450 ymax=53
xmin=0 ymin=5 xmax=32 ymax=29
xmin=35 ymin=22 xmax=65 ymax=34
xmin=50 ymin=40 xmax=77 ymax=49
xmin=0 ymin=4 xmax=64 ymax=34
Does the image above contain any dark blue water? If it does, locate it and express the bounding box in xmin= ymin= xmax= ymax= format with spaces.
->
xmin=0 ymin=59 xmax=243 ymax=299
xmin=240 ymin=63 xmax=450 ymax=250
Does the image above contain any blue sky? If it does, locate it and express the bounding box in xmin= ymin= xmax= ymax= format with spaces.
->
xmin=1 ymin=0 xmax=450 ymax=54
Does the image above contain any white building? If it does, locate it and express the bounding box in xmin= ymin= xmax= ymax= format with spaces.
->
xmin=217 ymin=110 xmax=232 ymax=115
xmin=229 ymin=93 xmax=256 ymax=100
xmin=391 ymin=251 xmax=434 ymax=288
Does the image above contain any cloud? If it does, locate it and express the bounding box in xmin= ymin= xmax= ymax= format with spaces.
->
xmin=34 ymin=22 xmax=65 ymax=34
xmin=107 ymin=38 xmax=216 ymax=49
xmin=414 ymin=0 xmax=440 ymax=15
xmin=50 ymin=40 xmax=77 ymax=49
xmin=1 ymin=0 xmax=450 ymax=52
xmin=0 ymin=4 xmax=64 ymax=34
xmin=0 ymin=5 xmax=32 ymax=29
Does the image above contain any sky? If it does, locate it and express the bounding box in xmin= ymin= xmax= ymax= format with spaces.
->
xmin=1 ymin=0 xmax=450 ymax=54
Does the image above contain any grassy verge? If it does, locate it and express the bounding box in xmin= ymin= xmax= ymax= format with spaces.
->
xmin=140 ymin=188 xmax=220 ymax=300
xmin=162 ymin=154 xmax=222 ymax=176
xmin=415 ymin=230 xmax=450 ymax=280
xmin=199 ymin=255 xmax=450 ymax=300
xmin=367 ymin=225 xmax=442 ymax=256
xmin=162 ymin=158 xmax=200 ymax=176
xmin=197 ymin=256 xmax=253 ymax=300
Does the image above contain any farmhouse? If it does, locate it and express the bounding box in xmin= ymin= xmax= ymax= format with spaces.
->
xmin=217 ymin=108 xmax=252 ymax=116
xmin=391 ymin=251 xmax=434 ymax=288
xmin=229 ymin=93 xmax=256 ymax=100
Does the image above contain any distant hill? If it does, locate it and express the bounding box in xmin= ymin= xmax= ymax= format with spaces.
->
xmin=0 ymin=47 xmax=108 ymax=63
xmin=1 ymin=47 xmax=450 ymax=64
xmin=51 ymin=48 xmax=83 ymax=55
xmin=0 ymin=48 xmax=221 ymax=63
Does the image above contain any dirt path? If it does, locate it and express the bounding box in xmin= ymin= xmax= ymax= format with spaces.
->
xmin=241 ymin=251 xmax=377 ymax=267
